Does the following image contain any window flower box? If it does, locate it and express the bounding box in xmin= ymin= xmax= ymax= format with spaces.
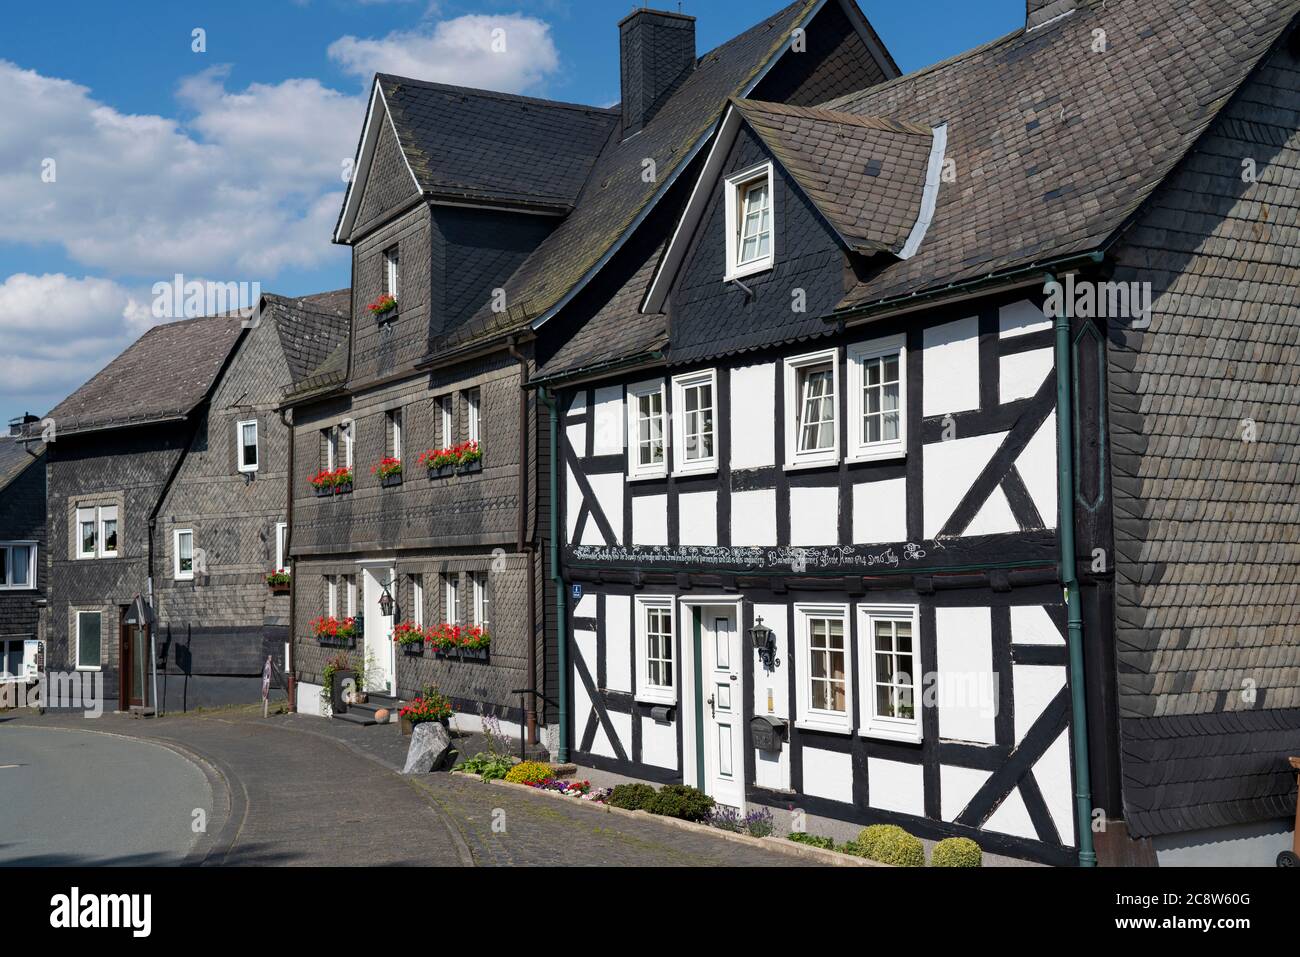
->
xmin=426 ymin=623 xmax=490 ymax=661
xmin=266 ymin=569 xmax=291 ymax=594
xmin=372 ymin=456 xmax=403 ymax=488
xmin=367 ymin=294 xmax=397 ymax=322
xmin=417 ymin=447 xmax=457 ymax=479
xmin=310 ymin=467 xmax=354 ymax=496
xmin=392 ymin=620 xmax=424 ymax=655
xmin=312 ymin=615 xmax=357 ymax=648
xmin=454 ymin=441 xmax=482 ymax=475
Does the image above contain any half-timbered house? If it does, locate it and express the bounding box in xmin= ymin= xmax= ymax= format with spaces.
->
xmin=533 ymin=0 xmax=1300 ymax=865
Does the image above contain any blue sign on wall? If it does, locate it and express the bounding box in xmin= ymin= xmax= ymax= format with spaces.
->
xmin=571 ymin=583 xmax=583 ymax=602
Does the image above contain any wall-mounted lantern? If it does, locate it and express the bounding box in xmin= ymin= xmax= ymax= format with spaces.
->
xmin=378 ymin=581 xmax=395 ymax=618
xmin=749 ymin=615 xmax=778 ymax=670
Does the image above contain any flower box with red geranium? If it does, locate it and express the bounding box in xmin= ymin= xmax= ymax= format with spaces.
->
xmin=367 ymin=294 xmax=397 ymax=320
xmin=398 ymin=689 xmax=452 ymax=734
xmin=309 ymin=466 xmax=353 ymax=496
xmin=417 ymin=447 xmax=457 ymax=479
xmin=266 ymin=569 xmax=291 ymax=593
xmin=311 ymin=615 xmax=357 ymax=648
xmin=391 ymin=620 xmax=424 ymax=655
xmin=372 ymin=456 xmax=402 ymax=487
xmin=426 ymin=622 xmax=490 ymax=661
xmin=454 ymin=440 xmax=482 ymax=474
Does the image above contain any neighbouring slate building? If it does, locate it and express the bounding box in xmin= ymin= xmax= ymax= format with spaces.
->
xmin=286 ymin=0 xmax=899 ymax=748
xmin=0 ymin=422 xmax=46 ymax=689
xmin=37 ymin=290 xmax=347 ymax=712
xmin=530 ymin=0 xmax=1300 ymax=866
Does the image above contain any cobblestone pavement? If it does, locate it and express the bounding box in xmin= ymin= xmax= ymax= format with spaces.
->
xmin=5 ymin=707 xmax=808 ymax=867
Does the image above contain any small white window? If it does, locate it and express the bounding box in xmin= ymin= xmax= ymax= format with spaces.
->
xmin=387 ymin=408 xmax=402 ymax=461
xmin=327 ymin=576 xmax=339 ymax=617
xmin=466 ymin=388 xmax=481 ymax=444
xmin=795 ymin=603 xmax=852 ymax=734
xmin=174 ymin=529 xmax=194 ymax=580
xmin=848 ymin=336 xmax=907 ymax=462
xmin=444 ymin=573 xmax=460 ymax=624
xmin=100 ymin=506 xmax=119 ymax=558
xmin=385 ymin=246 xmax=400 ymax=299
xmin=75 ymin=610 xmax=102 ymax=671
xmin=440 ymin=396 xmax=453 ymax=446
xmin=0 ymin=543 xmax=36 ymax=590
xmin=471 ymin=572 xmax=490 ymax=629
xmin=345 ymin=574 xmax=357 ymax=617
xmin=634 ymin=596 xmax=675 ymax=705
xmin=626 ymin=379 xmax=667 ymax=479
xmin=76 ymin=504 xmax=118 ymax=559
xmin=341 ymin=423 xmax=354 ymax=469
xmin=275 ymin=522 xmax=289 ymax=574
xmin=724 ymin=163 xmax=775 ymax=280
xmin=785 ymin=349 xmax=840 ymax=469
xmin=412 ymin=574 xmax=424 ymax=628
xmin=859 ymin=604 xmax=922 ymax=743
xmin=671 ymin=369 xmax=717 ymax=475
xmin=237 ymin=419 xmax=259 ymax=473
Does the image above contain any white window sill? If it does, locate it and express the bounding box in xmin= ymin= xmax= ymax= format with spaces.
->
xmin=861 ymin=722 xmax=922 ymax=744
xmin=795 ymin=716 xmax=852 ymax=736
xmin=0 ymin=586 xmax=36 ymax=592
xmin=847 ymin=446 xmax=906 ymax=465
xmin=175 ymin=575 xmax=194 ymax=582
xmin=238 ymin=467 xmax=259 ymax=475
xmin=673 ymin=461 xmax=718 ymax=478
xmin=725 ymin=259 xmax=773 ymax=283
xmin=75 ymin=666 xmax=102 ymax=673
xmin=784 ymin=455 xmax=840 ymax=473
xmin=636 ymin=690 xmax=676 ymax=708
xmin=627 ymin=469 xmax=669 ymax=483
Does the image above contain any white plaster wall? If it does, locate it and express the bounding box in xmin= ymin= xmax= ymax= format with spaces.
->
xmin=632 ymin=493 xmax=668 ymax=546
xmin=868 ymin=757 xmax=925 ymax=816
xmin=803 ymin=747 xmax=853 ymax=804
xmin=730 ymin=362 xmax=776 ymax=470
xmin=640 ymin=714 xmax=678 ymax=769
xmin=940 ymin=764 xmax=991 ymax=822
xmin=591 ymin=710 xmax=633 ymax=760
xmin=934 ymin=606 xmax=996 ymax=745
xmin=922 ymin=431 xmax=1007 ymax=538
xmin=754 ymin=745 xmax=790 ymax=792
xmin=999 ymin=299 xmax=1051 ymax=338
xmin=1000 ymin=347 xmax=1054 ymax=404
xmin=1037 ymin=730 xmax=1075 ymax=845
xmin=731 ymin=488 xmax=777 ymax=546
xmin=591 ymin=385 xmax=624 ymax=456
xmin=1012 ymin=663 xmax=1066 ymax=744
xmin=1010 ymin=604 xmax=1064 ymax=645
xmin=751 ymin=603 xmax=789 ymax=719
xmin=852 ymin=477 xmax=907 ymax=544
xmin=1016 ymin=411 xmax=1057 ymax=529
xmin=586 ymin=472 xmax=624 ymax=545
xmin=679 ymin=490 xmax=717 ymax=546
xmin=605 ymin=594 xmax=631 ymax=693
xmin=984 ymin=788 xmax=1037 ymax=840
xmin=573 ymin=623 xmax=597 ymax=738
xmin=789 ymin=485 xmax=838 ymax=546
xmin=922 ymin=315 xmax=980 ymax=416
xmin=566 ymin=392 xmax=587 ymax=452
xmin=965 ymin=485 xmax=1020 ymax=536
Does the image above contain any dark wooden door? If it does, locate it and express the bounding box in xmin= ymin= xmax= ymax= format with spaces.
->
xmin=121 ymin=621 xmax=146 ymax=708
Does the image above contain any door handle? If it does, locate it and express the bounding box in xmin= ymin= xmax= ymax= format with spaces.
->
xmin=707 ymin=694 xmax=715 ymax=717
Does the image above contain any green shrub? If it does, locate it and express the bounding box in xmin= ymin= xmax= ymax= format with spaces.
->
xmin=855 ymin=824 xmax=906 ymax=860
xmin=607 ymin=783 xmax=658 ymax=811
xmin=458 ymin=752 xmax=513 ymax=781
xmin=645 ymin=784 xmax=715 ymax=822
xmin=504 ymin=760 xmax=553 ymax=784
xmin=931 ymin=837 xmax=982 ymax=867
xmin=786 ymin=832 xmax=834 ymax=850
xmin=856 ymin=824 xmax=925 ymax=866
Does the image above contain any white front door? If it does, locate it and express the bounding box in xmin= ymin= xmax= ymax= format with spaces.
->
xmin=701 ymin=608 xmax=744 ymax=810
xmin=363 ymin=567 xmax=395 ymax=694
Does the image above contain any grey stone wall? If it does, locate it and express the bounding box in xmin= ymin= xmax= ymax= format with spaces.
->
xmin=0 ymin=452 xmax=46 ymax=643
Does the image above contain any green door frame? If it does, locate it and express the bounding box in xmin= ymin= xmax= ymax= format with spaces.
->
xmin=692 ymin=610 xmax=705 ymax=789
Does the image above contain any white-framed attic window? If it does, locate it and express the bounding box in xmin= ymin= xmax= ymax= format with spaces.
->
xmin=174 ymin=529 xmax=195 ymax=581
xmin=724 ymin=162 xmax=775 ymax=281
xmin=847 ymin=335 xmax=907 ymax=462
xmin=626 ymin=378 xmax=667 ymax=479
xmin=784 ymin=348 xmax=839 ymax=470
xmin=237 ymin=419 xmax=259 ymax=473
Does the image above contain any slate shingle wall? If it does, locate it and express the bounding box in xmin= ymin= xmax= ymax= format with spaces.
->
xmin=0 ymin=453 xmax=45 ymax=641
xmin=1108 ymin=36 xmax=1300 ymax=836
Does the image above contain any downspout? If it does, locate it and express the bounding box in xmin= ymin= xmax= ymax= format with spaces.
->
xmin=278 ymin=406 xmax=297 ymax=711
xmin=537 ymin=385 xmax=568 ymax=762
xmin=1048 ymin=271 xmax=1096 ymax=868
xmin=507 ymin=337 xmax=538 ymax=745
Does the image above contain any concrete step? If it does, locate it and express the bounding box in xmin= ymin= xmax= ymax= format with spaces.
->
xmin=332 ymin=711 xmax=377 ymax=726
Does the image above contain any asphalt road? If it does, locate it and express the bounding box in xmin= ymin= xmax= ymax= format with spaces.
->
xmin=0 ymin=724 xmax=211 ymax=866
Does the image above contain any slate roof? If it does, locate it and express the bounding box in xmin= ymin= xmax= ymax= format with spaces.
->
xmin=376 ymin=76 xmax=619 ymax=212
xmin=823 ymin=0 xmax=1300 ymax=315
xmin=265 ymin=288 xmax=351 ymax=386
xmin=433 ymin=0 xmax=832 ymax=355
xmin=0 ymin=436 xmax=42 ymax=494
xmin=44 ymin=312 xmax=246 ymax=436
xmin=731 ymin=99 xmax=933 ymax=256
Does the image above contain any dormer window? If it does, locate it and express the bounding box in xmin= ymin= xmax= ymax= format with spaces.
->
xmin=724 ymin=163 xmax=775 ymax=280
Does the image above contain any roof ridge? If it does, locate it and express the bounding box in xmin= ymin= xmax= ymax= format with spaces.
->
xmin=377 ymin=73 xmax=615 ymax=114
xmin=734 ymin=97 xmax=933 ymax=136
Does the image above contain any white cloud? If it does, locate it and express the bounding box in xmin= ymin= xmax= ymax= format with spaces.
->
xmin=328 ymin=14 xmax=560 ymax=91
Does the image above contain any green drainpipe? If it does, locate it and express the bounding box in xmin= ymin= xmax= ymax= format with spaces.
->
xmin=1049 ymin=271 xmax=1097 ymax=868
xmin=538 ymin=386 xmax=569 ymax=762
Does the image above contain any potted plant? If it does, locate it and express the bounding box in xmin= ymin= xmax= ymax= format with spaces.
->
xmin=418 ymin=447 xmax=457 ymax=479
xmin=372 ymin=456 xmax=402 ymax=488
xmin=309 ymin=469 xmax=335 ymax=497
xmin=311 ymin=615 xmax=357 ymax=648
xmin=322 ymin=652 xmax=357 ymax=715
xmin=459 ymin=624 xmax=491 ymax=661
xmin=392 ymin=620 xmax=424 ymax=655
xmin=454 ymin=440 xmax=482 ymax=475
xmin=367 ymin=293 xmax=397 ymax=320
xmin=399 ymin=687 xmax=452 ymax=736
xmin=330 ymin=466 xmax=354 ymax=494
xmin=266 ymin=569 xmax=291 ymax=594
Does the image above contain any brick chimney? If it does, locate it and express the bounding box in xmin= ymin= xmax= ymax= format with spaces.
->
xmin=1026 ymin=0 xmax=1078 ymax=30
xmin=619 ymin=8 xmax=696 ymax=135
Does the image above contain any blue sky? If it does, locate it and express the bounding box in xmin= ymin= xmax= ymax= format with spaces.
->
xmin=0 ymin=0 xmax=1023 ymax=425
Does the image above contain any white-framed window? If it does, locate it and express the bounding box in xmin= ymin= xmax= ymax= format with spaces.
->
xmin=471 ymin=572 xmax=490 ymax=629
xmin=75 ymin=610 xmax=102 ymax=671
xmin=76 ymin=505 xmax=118 ymax=559
xmin=626 ymin=379 xmax=667 ymax=479
xmin=671 ymin=369 xmax=717 ymax=475
xmin=327 ymin=576 xmax=339 ymax=617
xmin=324 ymin=427 xmax=337 ymax=471
xmin=443 ymin=573 xmax=460 ymax=624
xmin=724 ymin=163 xmax=775 ymax=280
xmin=341 ymin=422 xmax=354 ymax=468
xmin=858 ymin=604 xmax=922 ymax=743
xmin=236 ymin=419 xmax=259 ymax=473
xmin=387 ymin=408 xmax=403 ymax=460
xmin=0 ymin=638 xmax=29 ymax=678
xmin=344 ymin=574 xmax=357 ymax=617
xmin=794 ymin=603 xmax=852 ymax=733
xmin=784 ymin=348 xmax=839 ymax=469
xmin=634 ymin=596 xmax=675 ymax=705
xmin=439 ymin=396 xmax=453 ymax=447
xmin=847 ymin=335 xmax=907 ymax=462
xmin=385 ymin=245 xmax=400 ymax=299
xmin=174 ymin=529 xmax=194 ymax=580
xmin=0 ymin=542 xmax=36 ymax=590
xmin=412 ymin=574 xmax=424 ymax=628
xmin=466 ymin=388 xmax=481 ymax=444
xmin=275 ymin=522 xmax=289 ymax=574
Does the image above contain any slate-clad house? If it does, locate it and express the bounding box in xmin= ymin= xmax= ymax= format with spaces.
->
xmin=0 ymin=425 xmax=46 ymax=687
xmin=532 ymin=0 xmax=1300 ymax=866
xmin=38 ymin=291 xmax=347 ymax=712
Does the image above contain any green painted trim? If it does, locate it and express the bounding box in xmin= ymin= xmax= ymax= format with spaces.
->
xmin=539 ymin=386 xmax=569 ymax=762
xmin=693 ymin=610 xmax=705 ymax=790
